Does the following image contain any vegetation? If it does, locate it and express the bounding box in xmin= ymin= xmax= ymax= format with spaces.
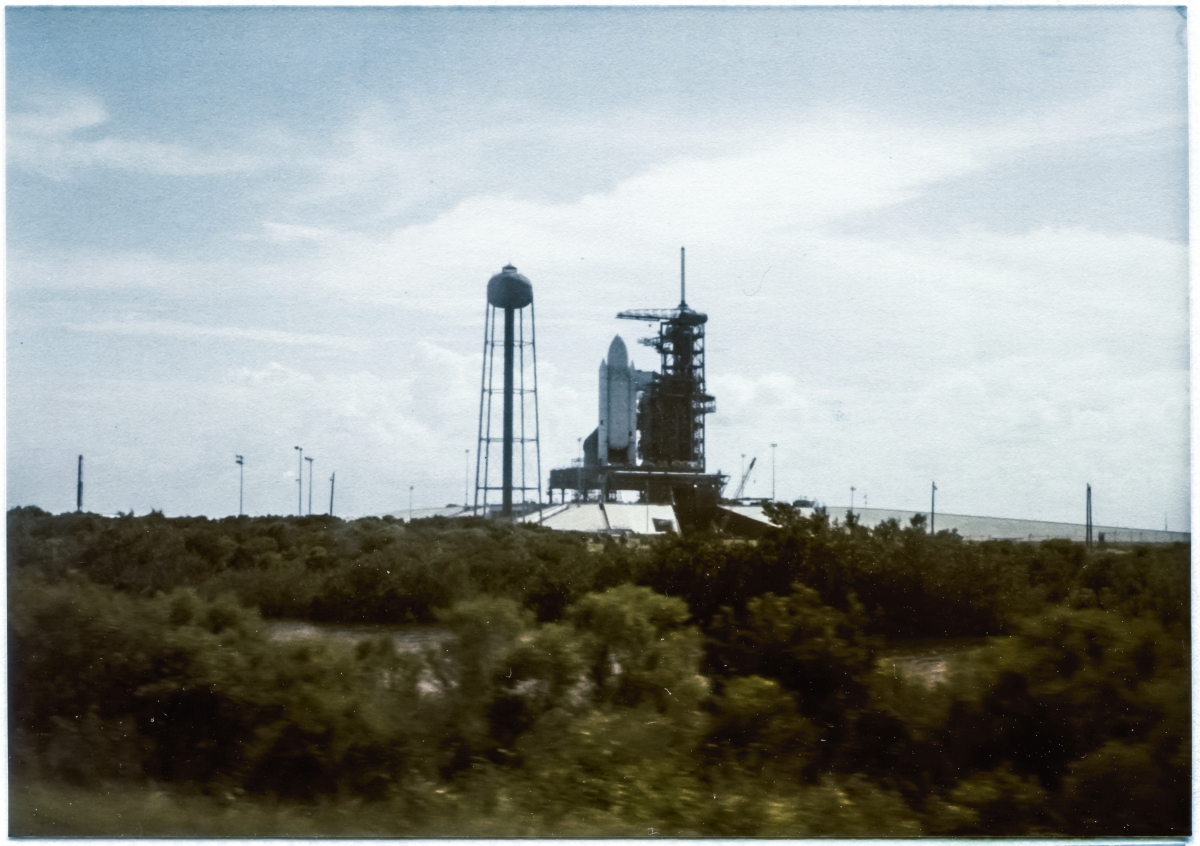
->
xmin=8 ymin=505 xmax=1189 ymax=836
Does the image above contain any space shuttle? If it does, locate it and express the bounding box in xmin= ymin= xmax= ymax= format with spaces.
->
xmin=597 ymin=335 xmax=653 ymax=466
xmin=547 ymin=249 xmax=720 ymax=509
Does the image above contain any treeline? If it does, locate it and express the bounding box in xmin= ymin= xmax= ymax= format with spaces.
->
xmin=648 ymin=505 xmax=1189 ymax=637
xmin=7 ymin=507 xmax=640 ymax=624
xmin=7 ymin=506 xmax=1190 ymax=836
xmin=8 ymin=504 xmax=1188 ymax=636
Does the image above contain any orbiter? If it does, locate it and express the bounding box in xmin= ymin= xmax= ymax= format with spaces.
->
xmin=597 ymin=336 xmax=653 ymax=466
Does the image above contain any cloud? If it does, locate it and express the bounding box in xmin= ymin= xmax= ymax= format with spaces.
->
xmin=8 ymin=349 xmax=479 ymax=517
xmin=7 ymin=249 xmax=203 ymax=291
xmin=256 ymin=99 xmax=1183 ymax=321
xmin=7 ymin=84 xmax=1186 ymax=528
xmin=257 ymin=222 xmax=338 ymax=243
xmin=8 ymin=92 xmax=107 ymax=137
xmin=278 ymin=101 xmax=767 ymax=232
xmin=8 ymin=92 xmax=267 ymax=178
xmin=60 ymin=318 xmax=371 ymax=351
xmin=253 ymin=84 xmax=1183 ymax=246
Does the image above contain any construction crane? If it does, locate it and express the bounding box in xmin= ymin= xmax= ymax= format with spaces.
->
xmin=732 ymin=456 xmax=756 ymax=499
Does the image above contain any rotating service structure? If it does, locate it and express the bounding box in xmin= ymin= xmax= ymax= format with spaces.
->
xmin=474 ymin=264 xmax=542 ymax=517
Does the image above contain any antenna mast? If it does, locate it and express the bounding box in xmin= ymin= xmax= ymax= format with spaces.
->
xmin=680 ymin=246 xmax=686 ymax=307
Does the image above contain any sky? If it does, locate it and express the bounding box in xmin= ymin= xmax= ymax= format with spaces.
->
xmin=6 ymin=6 xmax=1190 ymax=529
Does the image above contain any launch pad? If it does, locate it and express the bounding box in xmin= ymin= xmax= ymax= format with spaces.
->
xmin=548 ymin=249 xmax=726 ymax=528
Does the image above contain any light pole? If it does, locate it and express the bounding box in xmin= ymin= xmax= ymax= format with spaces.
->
xmin=464 ymin=449 xmax=469 ymax=508
xmin=294 ymin=446 xmax=303 ymax=516
xmin=409 ymin=484 xmax=414 ymax=523
xmin=931 ymin=481 xmax=937 ymax=534
xmin=1086 ymin=483 xmax=1092 ymax=549
xmin=851 ymin=485 xmax=856 ymax=514
xmin=236 ymin=455 xmax=244 ymax=516
xmin=305 ymin=456 xmax=314 ymax=516
xmin=329 ymin=472 xmax=336 ymax=516
xmin=770 ymin=443 xmax=777 ymax=501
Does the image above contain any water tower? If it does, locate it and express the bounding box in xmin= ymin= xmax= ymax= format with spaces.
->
xmin=474 ymin=264 xmax=542 ymax=517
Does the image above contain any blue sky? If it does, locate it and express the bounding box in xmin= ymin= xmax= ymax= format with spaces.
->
xmin=7 ymin=6 xmax=1189 ymax=528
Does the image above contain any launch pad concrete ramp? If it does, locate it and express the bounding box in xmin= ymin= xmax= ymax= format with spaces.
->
xmin=528 ymin=502 xmax=679 ymax=535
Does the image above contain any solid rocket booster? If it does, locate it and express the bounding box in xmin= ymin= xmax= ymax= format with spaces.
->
xmin=599 ymin=335 xmax=637 ymax=465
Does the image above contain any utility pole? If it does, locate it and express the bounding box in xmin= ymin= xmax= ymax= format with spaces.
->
xmin=1086 ymin=484 xmax=1093 ymax=549
xmin=76 ymin=455 xmax=83 ymax=512
xmin=236 ymin=455 xmax=244 ymax=516
xmin=931 ymin=481 xmax=937 ymax=534
xmin=305 ymin=456 xmax=314 ymax=516
xmin=294 ymin=446 xmax=303 ymax=516
xmin=771 ymin=443 xmax=777 ymax=501
xmin=329 ymin=472 xmax=336 ymax=516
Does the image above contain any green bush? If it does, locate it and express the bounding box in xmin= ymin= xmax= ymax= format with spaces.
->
xmin=9 ymin=574 xmax=425 ymax=800
xmin=929 ymin=607 xmax=1189 ymax=833
xmin=7 ymin=507 xmax=1189 ymax=836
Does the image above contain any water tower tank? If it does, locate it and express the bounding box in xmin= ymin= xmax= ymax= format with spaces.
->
xmin=487 ymin=265 xmax=533 ymax=310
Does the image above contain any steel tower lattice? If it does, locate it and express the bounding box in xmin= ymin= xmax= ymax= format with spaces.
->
xmin=617 ymin=247 xmax=715 ymax=471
